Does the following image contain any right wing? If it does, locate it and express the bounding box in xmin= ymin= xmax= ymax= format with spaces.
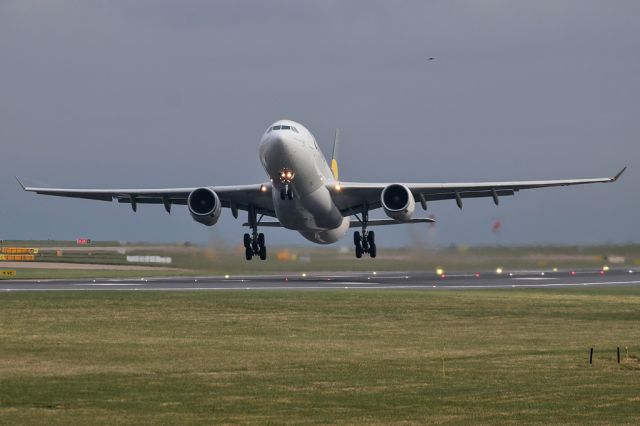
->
xmin=330 ymin=167 xmax=626 ymax=214
xmin=17 ymin=179 xmax=276 ymax=217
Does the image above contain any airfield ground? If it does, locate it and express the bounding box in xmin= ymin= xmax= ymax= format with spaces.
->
xmin=1 ymin=242 xmax=640 ymax=424
xmin=1 ymin=240 xmax=639 ymax=279
xmin=1 ymin=288 xmax=640 ymax=424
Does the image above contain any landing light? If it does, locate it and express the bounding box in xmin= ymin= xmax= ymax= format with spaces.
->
xmin=334 ymin=183 xmax=342 ymax=191
xmin=260 ymin=185 xmax=268 ymax=192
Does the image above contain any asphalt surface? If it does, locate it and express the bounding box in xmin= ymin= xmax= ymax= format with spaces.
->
xmin=1 ymin=269 xmax=639 ymax=292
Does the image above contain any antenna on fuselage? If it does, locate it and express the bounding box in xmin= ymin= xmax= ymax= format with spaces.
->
xmin=331 ymin=128 xmax=339 ymax=180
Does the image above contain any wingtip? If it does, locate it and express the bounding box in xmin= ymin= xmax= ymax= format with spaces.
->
xmin=15 ymin=176 xmax=26 ymax=190
xmin=612 ymin=166 xmax=627 ymax=182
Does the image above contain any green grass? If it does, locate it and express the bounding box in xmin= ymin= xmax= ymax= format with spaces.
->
xmin=1 ymin=289 xmax=640 ymax=424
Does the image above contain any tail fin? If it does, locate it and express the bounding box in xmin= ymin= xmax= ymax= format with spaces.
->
xmin=331 ymin=128 xmax=339 ymax=180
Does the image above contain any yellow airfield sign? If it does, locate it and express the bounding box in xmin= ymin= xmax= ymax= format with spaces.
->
xmin=1 ymin=270 xmax=16 ymax=278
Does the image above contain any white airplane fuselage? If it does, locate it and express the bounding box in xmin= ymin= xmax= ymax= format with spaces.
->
xmin=258 ymin=120 xmax=349 ymax=244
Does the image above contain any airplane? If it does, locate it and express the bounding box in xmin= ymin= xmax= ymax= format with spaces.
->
xmin=18 ymin=119 xmax=626 ymax=260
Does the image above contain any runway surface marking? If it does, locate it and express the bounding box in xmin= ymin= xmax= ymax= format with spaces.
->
xmin=3 ymin=280 xmax=640 ymax=292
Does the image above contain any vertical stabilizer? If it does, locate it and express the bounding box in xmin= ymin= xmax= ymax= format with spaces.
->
xmin=331 ymin=128 xmax=339 ymax=180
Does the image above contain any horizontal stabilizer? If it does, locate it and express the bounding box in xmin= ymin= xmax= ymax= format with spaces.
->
xmin=243 ymin=217 xmax=436 ymax=228
xmin=349 ymin=218 xmax=435 ymax=227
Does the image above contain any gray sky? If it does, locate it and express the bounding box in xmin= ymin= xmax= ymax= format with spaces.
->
xmin=1 ymin=1 xmax=638 ymax=247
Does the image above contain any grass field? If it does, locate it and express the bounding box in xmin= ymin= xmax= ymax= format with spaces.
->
xmin=2 ymin=288 xmax=640 ymax=424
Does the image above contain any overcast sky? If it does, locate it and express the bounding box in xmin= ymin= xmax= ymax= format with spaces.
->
xmin=1 ymin=1 xmax=638 ymax=247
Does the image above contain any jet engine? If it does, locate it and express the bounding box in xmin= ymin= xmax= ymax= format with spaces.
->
xmin=381 ymin=184 xmax=415 ymax=222
xmin=188 ymin=188 xmax=221 ymax=226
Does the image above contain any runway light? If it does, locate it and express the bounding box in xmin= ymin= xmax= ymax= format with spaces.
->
xmin=475 ymin=273 xmax=480 ymax=278
xmin=285 ymin=277 xmax=288 ymax=281
xmin=224 ymin=274 xmax=230 ymax=279
xmin=553 ymin=267 xmax=558 ymax=272
xmin=302 ymin=273 xmax=307 ymax=277
xmin=541 ymin=272 xmax=545 ymax=276
xmin=373 ymin=271 xmax=377 ymax=275
xmin=599 ymin=270 xmax=605 ymax=275
xmin=509 ymin=273 xmax=513 ymax=277
xmin=495 ymin=267 xmax=503 ymax=275
xmin=602 ymin=265 xmax=610 ymax=272
xmin=440 ymin=274 xmax=446 ymax=279
xmin=629 ymin=270 xmax=634 ymax=274
xmin=436 ymin=268 xmax=444 ymax=276
xmin=571 ymin=271 xmax=577 ymax=276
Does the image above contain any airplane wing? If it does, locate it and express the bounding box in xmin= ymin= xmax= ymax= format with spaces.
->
xmin=17 ymin=179 xmax=276 ymax=217
xmin=330 ymin=167 xmax=626 ymax=214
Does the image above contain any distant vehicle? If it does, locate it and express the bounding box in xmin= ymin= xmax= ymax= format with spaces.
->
xmin=19 ymin=119 xmax=625 ymax=260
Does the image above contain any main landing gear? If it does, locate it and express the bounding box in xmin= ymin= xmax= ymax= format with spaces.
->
xmin=244 ymin=206 xmax=267 ymax=260
xmin=353 ymin=206 xmax=376 ymax=258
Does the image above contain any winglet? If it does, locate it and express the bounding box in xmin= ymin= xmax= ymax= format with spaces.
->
xmin=15 ymin=176 xmax=26 ymax=191
xmin=331 ymin=128 xmax=339 ymax=180
xmin=612 ymin=166 xmax=627 ymax=182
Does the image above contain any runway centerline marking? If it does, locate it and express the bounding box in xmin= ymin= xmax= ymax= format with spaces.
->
xmin=511 ymin=277 xmax=559 ymax=281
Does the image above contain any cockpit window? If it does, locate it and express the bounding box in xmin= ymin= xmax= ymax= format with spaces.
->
xmin=268 ymin=124 xmax=298 ymax=133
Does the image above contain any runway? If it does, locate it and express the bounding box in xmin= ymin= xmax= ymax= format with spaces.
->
xmin=1 ymin=268 xmax=639 ymax=292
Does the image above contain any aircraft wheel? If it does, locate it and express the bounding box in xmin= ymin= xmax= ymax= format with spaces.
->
xmin=243 ymin=233 xmax=251 ymax=248
xmin=257 ymin=233 xmax=265 ymax=247
xmin=245 ymin=247 xmax=253 ymax=261
xmin=367 ymin=231 xmax=375 ymax=245
xmin=353 ymin=231 xmax=361 ymax=246
xmin=369 ymin=243 xmax=377 ymax=258
xmin=259 ymin=246 xmax=267 ymax=260
xmin=355 ymin=244 xmax=363 ymax=259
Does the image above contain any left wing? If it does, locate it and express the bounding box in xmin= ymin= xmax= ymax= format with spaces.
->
xmin=17 ymin=179 xmax=276 ymax=217
xmin=330 ymin=167 xmax=626 ymax=214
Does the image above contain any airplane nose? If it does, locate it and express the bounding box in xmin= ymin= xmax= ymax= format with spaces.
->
xmin=263 ymin=132 xmax=294 ymax=155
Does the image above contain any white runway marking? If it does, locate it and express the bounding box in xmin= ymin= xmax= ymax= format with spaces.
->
xmin=73 ymin=283 xmax=145 ymax=286
xmin=511 ymin=277 xmax=559 ymax=281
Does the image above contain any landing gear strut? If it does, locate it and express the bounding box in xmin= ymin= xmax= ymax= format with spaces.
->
xmin=280 ymin=184 xmax=293 ymax=200
xmin=353 ymin=206 xmax=376 ymax=258
xmin=244 ymin=206 xmax=267 ymax=260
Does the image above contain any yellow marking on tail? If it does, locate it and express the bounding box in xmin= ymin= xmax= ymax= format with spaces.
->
xmin=331 ymin=159 xmax=339 ymax=180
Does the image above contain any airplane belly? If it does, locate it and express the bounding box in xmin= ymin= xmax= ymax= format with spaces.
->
xmin=274 ymin=185 xmax=344 ymax=231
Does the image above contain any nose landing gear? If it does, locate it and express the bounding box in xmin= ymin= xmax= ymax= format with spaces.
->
xmin=244 ymin=206 xmax=267 ymax=260
xmin=353 ymin=206 xmax=376 ymax=258
xmin=279 ymin=184 xmax=293 ymax=200
xmin=278 ymin=169 xmax=295 ymax=200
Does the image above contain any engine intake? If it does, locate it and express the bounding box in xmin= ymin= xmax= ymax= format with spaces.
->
xmin=188 ymin=188 xmax=221 ymax=226
xmin=381 ymin=184 xmax=415 ymax=222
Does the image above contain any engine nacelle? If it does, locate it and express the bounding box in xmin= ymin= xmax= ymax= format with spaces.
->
xmin=381 ymin=184 xmax=415 ymax=222
xmin=188 ymin=188 xmax=221 ymax=226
